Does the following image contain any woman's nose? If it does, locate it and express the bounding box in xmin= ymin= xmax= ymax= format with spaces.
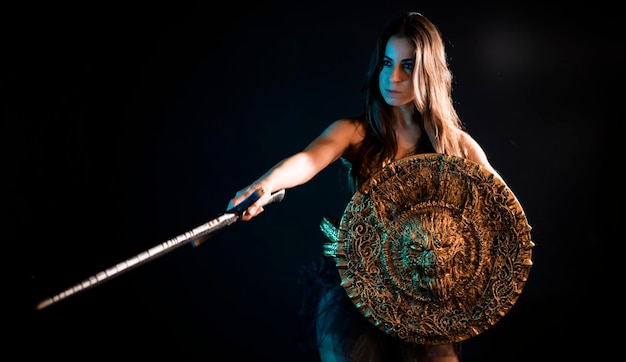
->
xmin=391 ymin=65 xmax=408 ymax=82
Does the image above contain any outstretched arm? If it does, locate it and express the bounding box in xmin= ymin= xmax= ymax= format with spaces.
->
xmin=227 ymin=119 xmax=363 ymax=221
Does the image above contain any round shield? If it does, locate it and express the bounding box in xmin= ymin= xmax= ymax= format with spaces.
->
xmin=331 ymin=153 xmax=534 ymax=345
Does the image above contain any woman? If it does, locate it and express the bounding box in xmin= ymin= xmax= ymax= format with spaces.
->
xmin=228 ymin=11 xmax=500 ymax=362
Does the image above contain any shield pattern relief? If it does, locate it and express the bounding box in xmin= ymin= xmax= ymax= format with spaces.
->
xmin=329 ymin=153 xmax=534 ymax=345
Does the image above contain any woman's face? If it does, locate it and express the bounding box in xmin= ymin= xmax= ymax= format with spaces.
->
xmin=378 ymin=35 xmax=415 ymax=107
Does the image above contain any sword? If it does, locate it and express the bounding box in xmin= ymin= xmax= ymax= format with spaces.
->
xmin=35 ymin=188 xmax=286 ymax=311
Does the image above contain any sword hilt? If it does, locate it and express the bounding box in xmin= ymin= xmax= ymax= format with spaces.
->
xmin=192 ymin=188 xmax=285 ymax=247
xmin=227 ymin=188 xmax=286 ymax=215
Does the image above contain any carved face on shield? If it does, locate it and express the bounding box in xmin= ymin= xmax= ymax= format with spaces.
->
xmin=384 ymin=205 xmax=476 ymax=303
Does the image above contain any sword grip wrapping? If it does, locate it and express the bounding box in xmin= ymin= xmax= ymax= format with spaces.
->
xmin=226 ymin=188 xmax=286 ymax=215
xmin=266 ymin=188 xmax=286 ymax=206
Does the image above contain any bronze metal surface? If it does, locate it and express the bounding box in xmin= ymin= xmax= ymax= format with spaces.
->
xmin=329 ymin=153 xmax=534 ymax=344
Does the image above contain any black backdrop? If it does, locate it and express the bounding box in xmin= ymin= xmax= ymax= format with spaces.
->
xmin=7 ymin=1 xmax=618 ymax=361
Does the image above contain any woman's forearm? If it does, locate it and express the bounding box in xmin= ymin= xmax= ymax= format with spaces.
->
xmin=252 ymin=152 xmax=324 ymax=194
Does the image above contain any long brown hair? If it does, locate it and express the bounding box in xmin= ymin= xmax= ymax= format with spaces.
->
xmin=349 ymin=12 xmax=466 ymax=192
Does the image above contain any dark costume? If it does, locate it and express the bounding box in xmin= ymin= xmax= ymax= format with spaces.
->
xmin=298 ymin=256 xmax=463 ymax=361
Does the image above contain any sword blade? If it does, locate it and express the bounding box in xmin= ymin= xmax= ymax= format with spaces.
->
xmin=35 ymin=212 xmax=239 ymax=311
xmin=35 ymin=188 xmax=286 ymax=311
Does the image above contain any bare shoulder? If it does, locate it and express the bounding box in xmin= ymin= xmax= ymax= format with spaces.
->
xmin=459 ymin=131 xmax=494 ymax=169
xmin=329 ymin=118 xmax=364 ymax=132
xmin=458 ymin=130 xmax=506 ymax=182
xmin=324 ymin=118 xmax=365 ymax=144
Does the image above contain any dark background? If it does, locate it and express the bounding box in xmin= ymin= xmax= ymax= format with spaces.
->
xmin=5 ymin=1 xmax=619 ymax=361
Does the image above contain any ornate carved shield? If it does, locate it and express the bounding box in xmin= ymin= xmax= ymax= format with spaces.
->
xmin=321 ymin=153 xmax=534 ymax=345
